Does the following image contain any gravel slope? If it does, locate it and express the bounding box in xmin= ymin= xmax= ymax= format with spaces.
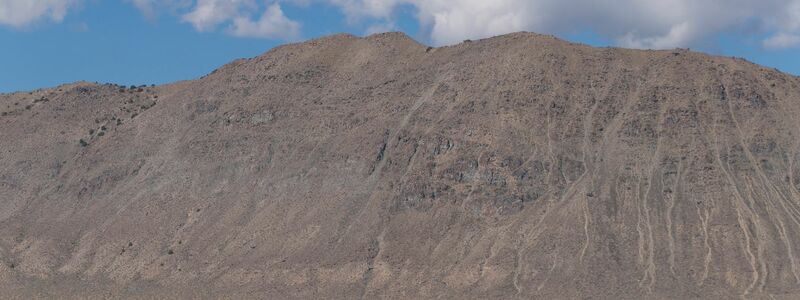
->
xmin=2 ymin=32 xmax=800 ymax=299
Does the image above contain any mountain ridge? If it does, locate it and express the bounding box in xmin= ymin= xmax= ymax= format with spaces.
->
xmin=2 ymin=31 xmax=800 ymax=299
xmin=4 ymin=31 xmax=796 ymax=96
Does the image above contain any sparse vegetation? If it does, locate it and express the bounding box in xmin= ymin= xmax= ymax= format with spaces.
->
xmin=79 ymin=139 xmax=88 ymax=147
xmin=167 ymin=249 xmax=174 ymax=255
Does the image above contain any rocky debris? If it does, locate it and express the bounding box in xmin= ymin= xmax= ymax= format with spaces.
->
xmin=1 ymin=32 xmax=800 ymax=299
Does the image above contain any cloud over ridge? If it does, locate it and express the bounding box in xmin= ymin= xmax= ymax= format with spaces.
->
xmin=328 ymin=0 xmax=800 ymax=49
xmin=2 ymin=0 xmax=800 ymax=50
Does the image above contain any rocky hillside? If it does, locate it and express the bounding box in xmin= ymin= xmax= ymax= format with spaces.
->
xmin=2 ymin=32 xmax=800 ymax=299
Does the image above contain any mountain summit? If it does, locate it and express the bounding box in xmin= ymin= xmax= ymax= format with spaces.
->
xmin=2 ymin=32 xmax=800 ymax=298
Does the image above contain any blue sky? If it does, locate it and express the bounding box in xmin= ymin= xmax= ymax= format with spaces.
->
xmin=1 ymin=0 xmax=799 ymax=93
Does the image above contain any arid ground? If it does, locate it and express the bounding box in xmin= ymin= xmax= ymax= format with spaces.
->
xmin=2 ymin=32 xmax=800 ymax=299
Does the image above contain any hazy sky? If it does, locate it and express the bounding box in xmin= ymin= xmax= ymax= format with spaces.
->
xmin=2 ymin=0 xmax=800 ymax=92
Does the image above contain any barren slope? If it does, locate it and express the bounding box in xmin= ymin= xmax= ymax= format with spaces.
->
xmin=2 ymin=32 xmax=800 ymax=299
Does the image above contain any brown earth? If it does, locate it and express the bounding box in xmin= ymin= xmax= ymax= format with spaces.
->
xmin=2 ymin=32 xmax=800 ymax=299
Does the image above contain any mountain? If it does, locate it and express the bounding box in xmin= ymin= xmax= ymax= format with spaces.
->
xmin=2 ymin=32 xmax=800 ymax=299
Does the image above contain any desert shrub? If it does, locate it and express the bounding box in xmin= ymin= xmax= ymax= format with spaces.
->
xmin=79 ymin=139 xmax=88 ymax=147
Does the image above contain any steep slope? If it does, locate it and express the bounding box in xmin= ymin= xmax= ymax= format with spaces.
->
xmin=2 ymin=32 xmax=800 ymax=298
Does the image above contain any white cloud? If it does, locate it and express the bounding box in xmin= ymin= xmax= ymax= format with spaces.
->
xmin=616 ymin=22 xmax=696 ymax=50
xmin=7 ymin=0 xmax=800 ymax=49
xmin=128 ymin=0 xmax=157 ymax=19
xmin=413 ymin=0 xmax=537 ymax=45
xmin=179 ymin=0 xmax=299 ymax=39
xmin=320 ymin=0 xmax=800 ymax=50
xmin=182 ymin=0 xmax=257 ymax=32
xmin=764 ymin=0 xmax=800 ymax=49
xmin=0 ymin=0 xmax=80 ymax=28
xmin=229 ymin=3 xmax=300 ymax=39
xmin=764 ymin=33 xmax=800 ymax=49
xmin=326 ymin=0 xmax=402 ymax=21
xmin=365 ymin=21 xmax=395 ymax=35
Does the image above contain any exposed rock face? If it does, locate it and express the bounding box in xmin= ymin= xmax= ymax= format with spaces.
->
xmin=2 ymin=32 xmax=800 ymax=298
